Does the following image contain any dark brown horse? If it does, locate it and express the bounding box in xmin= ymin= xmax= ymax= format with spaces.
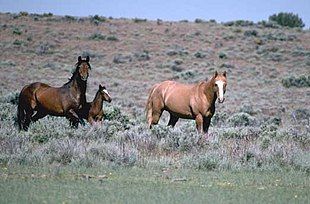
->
xmin=77 ymin=84 xmax=112 ymax=125
xmin=146 ymin=71 xmax=227 ymax=133
xmin=17 ymin=56 xmax=91 ymax=131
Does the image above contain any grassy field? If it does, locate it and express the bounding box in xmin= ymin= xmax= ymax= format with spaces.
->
xmin=0 ymin=12 xmax=309 ymax=203
xmin=0 ymin=166 xmax=309 ymax=204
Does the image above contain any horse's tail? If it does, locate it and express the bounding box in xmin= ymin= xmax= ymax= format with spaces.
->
xmin=17 ymin=85 xmax=32 ymax=131
xmin=17 ymin=95 xmax=25 ymax=131
xmin=145 ymin=84 xmax=158 ymax=128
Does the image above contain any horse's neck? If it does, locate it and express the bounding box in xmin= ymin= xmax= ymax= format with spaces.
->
xmin=65 ymin=73 xmax=87 ymax=103
xmin=91 ymin=92 xmax=103 ymax=112
xmin=202 ymin=80 xmax=217 ymax=104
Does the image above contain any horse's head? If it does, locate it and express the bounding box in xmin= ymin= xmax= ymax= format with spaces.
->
xmin=76 ymin=56 xmax=91 ymax=81
xmin=213 ymin=71 xmax=227 ymax=103
xmin=99 ymin=84 xmax=112 ymax=103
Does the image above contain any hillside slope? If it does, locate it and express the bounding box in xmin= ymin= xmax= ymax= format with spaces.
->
xmin=0 ymin=13 xmax=309 ymax=120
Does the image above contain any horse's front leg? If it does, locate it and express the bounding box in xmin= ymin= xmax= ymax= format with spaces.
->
xmin=203 ymin=116 xmax=212 ymax=134
xmin=87 ymin=116 xmax=95 ymax=126
xmin=67 ymin=109 xmax=80 ymax=128
xmin=167 ymin=114 xmax=179 ymax=127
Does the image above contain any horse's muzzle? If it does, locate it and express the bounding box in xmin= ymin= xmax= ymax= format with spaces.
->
xmin=218 ymin=98 xmax=225 ymax=103
xmin=81 ymin=76 xmax=88 ymax=81
xmin=108 ymin=98 xmax=112 ymax=103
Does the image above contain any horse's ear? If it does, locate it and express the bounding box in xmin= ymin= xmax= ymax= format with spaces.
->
xmin=223 ymin=71 xmax=227 ymax=77
xmin=99 ymin=84 xmax=103 ymax=89
xmin=214 ymin=71 xmax=218 ymax=78
xmin=78 ymin=56 xmax=82 ymax=63
xmin=86 ymin=56 xmax=90 ymax=62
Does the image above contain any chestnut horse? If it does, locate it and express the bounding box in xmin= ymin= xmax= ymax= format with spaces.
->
xmin=17 ymin=56 xmax=91 ymax=131
xmin=77 ymin=84 xmax=112 ymax=125
xmin=146 ymin=71 xmax=227 ymax=133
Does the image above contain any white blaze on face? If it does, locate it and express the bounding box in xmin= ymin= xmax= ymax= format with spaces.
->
xmin=103 ymin=89 xmax=111 ymax=98
xmin=215 ymin=80 xmax=225 ymax=102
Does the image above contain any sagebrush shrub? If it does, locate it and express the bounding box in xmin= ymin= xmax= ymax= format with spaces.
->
xmin=174 ymin=70 xmax=198 ymax=80
xmin=218 ymin=52 xmax=227 ymax=59
xmin=292 ymin=109 xmax=310 ymax=121
xmin=64 ymin=15 xmax=77 ymax=21
xmin=194 ymin=19 xmax=205 ymax=23
xmin=91 ymin=15 xmax=106 ymax=22
xmin=133 ymin=18 xmax=147 ymax=23
xmin=227 ymin=112 xmax=257 ymax=127
xmin=244 ymin=30 xmax=258 ymax=37
xmin=104 ymin=105 xmax=131 ymax=125
xmin=0 ymin=91 xmax=19 ymax=105
xmin=113 ymin=54 xmax=132 ymax=64
xmin=106 ymin=35 xmax=119 ymax=41
xmin=282 ymin=75 xmax=310 ymax=88
xmin=238 ymin=104 xmax=256 ymax=115
xmin=257 ymin=20 xmax=279 ymax=28
xmin=42 ymin=12 xmax=53 ymax=17
xmin=12 ymin=28 xmax=22 ymax=35
xmin=88 ymin=33 xmax=105 ymax=41
xmin=36 ymin=42 xmax=53 ymax=55
xmin=223 ymin=20 xmax=253 ymax=27
xmin=194 ymin=51 xmax=207 ymax=58
xmin=134 ymin=51 xmax=150 ymax=61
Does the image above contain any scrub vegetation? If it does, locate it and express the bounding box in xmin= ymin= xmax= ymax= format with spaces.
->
xmin=0 ymin=12 xmax=309 ymax=203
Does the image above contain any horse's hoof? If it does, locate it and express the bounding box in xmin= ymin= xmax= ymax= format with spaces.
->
xmin=79 ymin=119 xmax=86 ymax=126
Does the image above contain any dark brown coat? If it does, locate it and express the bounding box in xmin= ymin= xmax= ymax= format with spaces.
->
xmin=17 ymin=56 xmax=91 ymax=130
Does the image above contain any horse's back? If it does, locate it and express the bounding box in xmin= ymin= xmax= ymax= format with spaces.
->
xmin=153 ymin=80 xmax=194 ymax=100
xmin=150 ymin=80 xmax=179 ymax=97
xmin=150 ymin=80 xmax=197 ymax=118
xmin=21 ymin=82 xmax=51 ymax=96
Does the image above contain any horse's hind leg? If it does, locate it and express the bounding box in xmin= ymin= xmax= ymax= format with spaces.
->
xmin=195 ymin=114 xmax=203 ymax=133
xmin=23 ymin=109 xmax=33 ymax=131
xmin=147 ymin=97 xmax=164 ymax=129
xmin=167 ymin=114 xmax=179 ymax=127
xmin=148 ymin=109 xmax=163 ymax=129
xmin=31 ymin=110 xmax=47 ymax=122
xmin=17 ymin=103 xmax=26 ymax=131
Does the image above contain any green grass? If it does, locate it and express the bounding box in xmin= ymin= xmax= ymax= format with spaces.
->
xmin=0 ymin=166 xmax=309 ymax=204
